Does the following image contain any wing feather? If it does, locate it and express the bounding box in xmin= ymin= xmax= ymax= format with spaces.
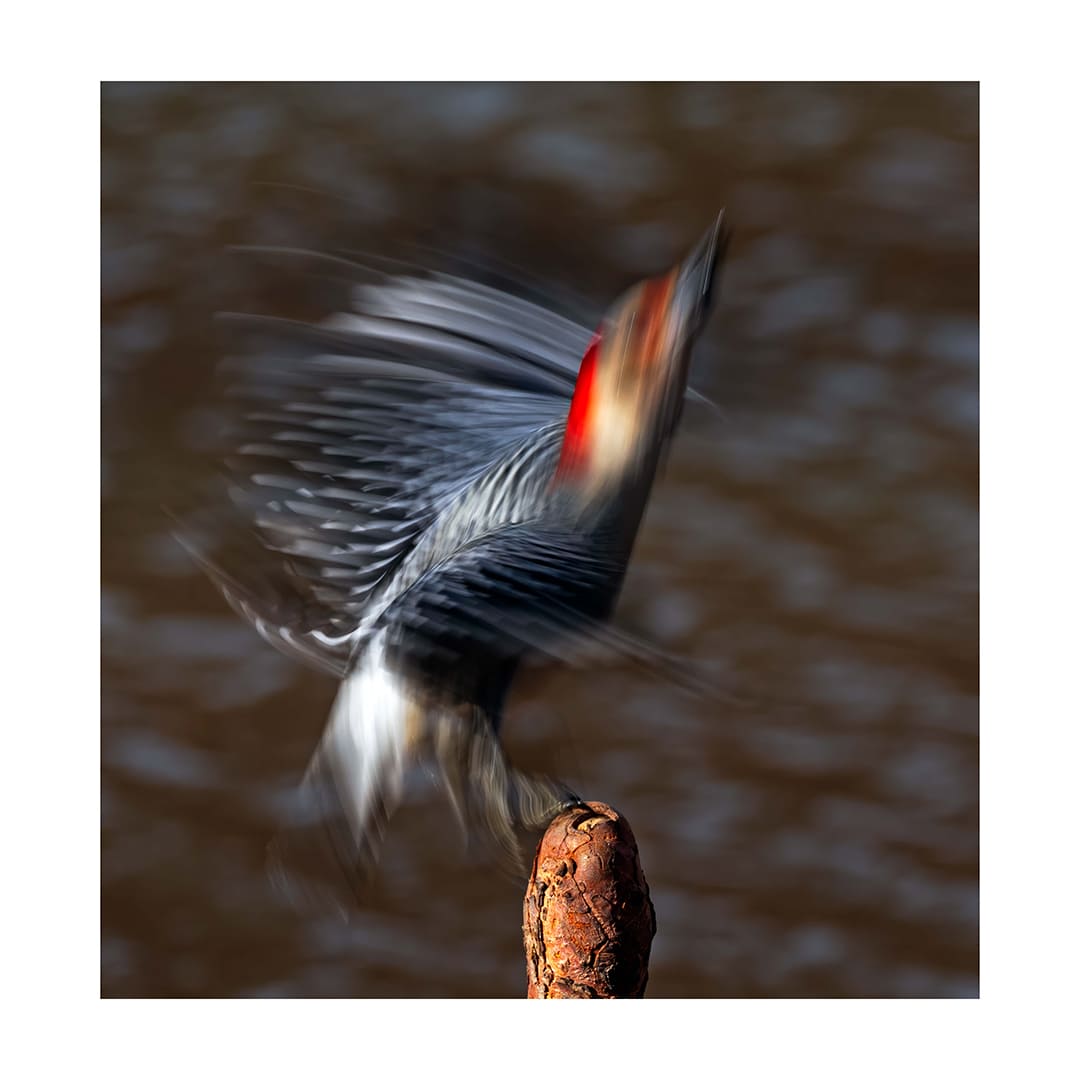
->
xmin=192 ymin=268 xmax=593 ymax=672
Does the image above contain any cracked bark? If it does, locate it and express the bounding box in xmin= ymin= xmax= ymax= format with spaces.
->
xmin=522 ymin=801 xmax=655 ymax=998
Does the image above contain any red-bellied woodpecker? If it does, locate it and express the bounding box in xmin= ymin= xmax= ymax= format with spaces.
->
xmin=179 ymin=214 xmax=729 ymax=908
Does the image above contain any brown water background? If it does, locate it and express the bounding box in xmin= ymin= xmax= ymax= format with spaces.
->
xmin=101 ymin=82 xmax=978 ymax=997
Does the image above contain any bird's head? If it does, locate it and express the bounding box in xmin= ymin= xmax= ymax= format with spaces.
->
xmin=554 ymin=214 xmax=727 ymax=503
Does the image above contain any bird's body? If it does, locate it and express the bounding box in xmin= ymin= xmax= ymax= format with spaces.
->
xmin=180 ymin=216 xmax=727 ymax=905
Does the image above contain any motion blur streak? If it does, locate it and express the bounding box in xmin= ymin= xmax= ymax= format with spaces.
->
xmin=177 ymin=219 xmax=727 ymax=908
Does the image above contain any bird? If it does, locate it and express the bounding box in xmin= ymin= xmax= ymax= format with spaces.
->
xmin=176 ymin=213 xmax=729 ymax=909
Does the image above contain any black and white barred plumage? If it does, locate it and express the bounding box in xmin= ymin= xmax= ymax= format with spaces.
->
xmin=178 ymin=217 xmax=727 ymax=908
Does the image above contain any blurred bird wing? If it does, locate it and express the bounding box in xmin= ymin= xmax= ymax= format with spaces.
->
xmin=198 ymin=273 xmax=589 ymax=673
xmin=344 ymin=268 xmax=594 ymax=393
xmin=170 ymin=505 xmax=354 ymax=678
xmin=380 ymin=520 xmax=745 ymax=702
xmin=377 ymin=522 xmax=625 ymax=667
xmin=227 ymin=246 xmax=596 ymax=394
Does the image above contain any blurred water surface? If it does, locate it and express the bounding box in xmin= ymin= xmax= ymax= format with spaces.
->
xmin=101 ymin=82 xmax=978 ymax=997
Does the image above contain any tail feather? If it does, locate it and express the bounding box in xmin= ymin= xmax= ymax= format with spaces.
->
xmin=268 ymin=645 xmax=581 ymax=912
xmin=267 ymin=645 xmax=410 ymax=912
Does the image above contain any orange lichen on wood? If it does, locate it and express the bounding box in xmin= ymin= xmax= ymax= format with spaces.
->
xmin=522 ymin=801 xmax=656 ymax=998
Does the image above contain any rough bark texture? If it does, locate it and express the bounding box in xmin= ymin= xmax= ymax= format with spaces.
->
xmin=523 ymin=801 xmax=656 ymax=998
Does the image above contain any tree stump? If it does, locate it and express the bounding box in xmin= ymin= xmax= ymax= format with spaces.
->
xmin=522 ymin=801 xmax=656 ymax=998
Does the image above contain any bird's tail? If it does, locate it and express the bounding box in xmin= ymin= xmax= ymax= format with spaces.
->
xmin=268 ymin=651 xmax=578 ymax=912
xmin=267 ymin=643 xmax=412 ymax=913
